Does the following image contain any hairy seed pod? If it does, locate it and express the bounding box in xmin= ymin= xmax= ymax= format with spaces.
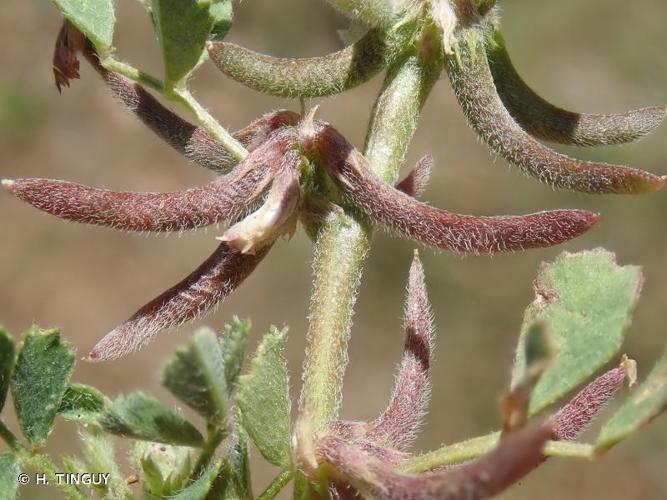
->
xmin=3 ymin=128 xmax=298 ymax=232
xmin=487 ymin=28 xmax=666 ymax=147
xmin=208 ymin=25 xmax=415 ymax=98
xmin=311 ymin=122 xmax=599 ymax=254
xmin=317 ymin=424 xmax=553 ymax=500
xmin=53 ymin=21 xmax=300 ymax=174
xmin=324 ymin=0 xmax=396 ymax=28
xmin=552 ymin=360 xmax=633 ymax=441
xmin=368 ymin=252 xmax=434 ymax=451
xmin=445 ymin=28 xmax=665 ymax=194
xmin=89 ymin=242 xmax=269 ymax=361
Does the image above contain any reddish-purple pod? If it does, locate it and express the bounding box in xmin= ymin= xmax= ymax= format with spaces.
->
xmin=89 ymin=242 xmax=269 ymax=361
xmin=3 ymin=128 xmax=298 ymax=232
xmin=309 ymin=122 xmax=599 ymax=254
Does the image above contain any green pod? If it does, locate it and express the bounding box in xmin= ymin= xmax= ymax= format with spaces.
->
xmin=208 ymin=26 xmax=415 ymax=98
xmin=487 ymin=27 xmax=666 ymax=147
xmin=445 ymin=27 xmax=665 ymax=194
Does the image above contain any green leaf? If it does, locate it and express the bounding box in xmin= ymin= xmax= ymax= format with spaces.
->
xmin=236 ymin=326 xmax=291 ymax=467
xmin=163 ymin=327 xmax=229 ymax=427
xmin=100 ymin=393 xmax=204 ymax=447
xmin=58 ymin=384 xmax=108 ymax=424
xmin=50 ymin=0 xmax=115 ymax=51
xmin=597 ymin=344 xmax=667 ymax=452
xmin=11 ymin=327 xmax=75 ymax=444
xmin=221 ymin=317 xmax=252 ymax=392
xmin=0 ymin=453 xmax=19 ymax=499
xmin=0 ymin=328 xmax=15 ymax=412
xmin=173 ymin=460 xmax=223 ymax=500
xmin=152 ymin=0 xmax=223 ymax=85
xmin=209 ymin=0 xmax=233 ymax=42
xmin=512 ymin=250 xmax=642 ymax=415
xmin=206 ymin=429 xmax=252 ymax=499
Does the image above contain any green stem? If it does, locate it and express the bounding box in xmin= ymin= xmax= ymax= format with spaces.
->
xmin=398 ymin=432 xmax=596 ymax=473
xmin=100 ymin=58 xmax=248 ymax=162
xmin=101 ymin=57 xmax=164 ymax=92
xmin=0 ymin=419 xmax=18 ymax=450
xmin=296 ymin=37 xmax=442 ymax=496
xmin=258 ymin=469 xmax=293 ymax=500
xmin=191 ymin=426 xmax=227 ymax=480
xmin=171 ymin=87 xmax=249 ymax=162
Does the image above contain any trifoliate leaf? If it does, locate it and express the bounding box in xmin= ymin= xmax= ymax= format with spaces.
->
xmin=163 ymin=327 xmax=229 ymax=427
xmin=11 ymin=327 xmax=75 ymax=444
xmin=0 ymin=453 xmax=19 ymax=499
xmin=236 ymin=326 xmax=291 ymax=467
xmin=0 ymin=328 xmax=15 ymax=412
xmin=597 ymin=344 xmax=667 ymax=452
xmin=100 ymin=393 xmax=204 ymax=447
xmin=58 ymin=384 xmax=108 ymax=424
xmin=50 ymin=0 xmax=115 ymax=51
xmin=221 ymin=317 xmax=251 ymax=392
xmin=512 ymin=250 xmax=642 ymax=415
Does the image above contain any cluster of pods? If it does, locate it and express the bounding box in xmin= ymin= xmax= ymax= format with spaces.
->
xmin=2 ymin=0 xmax=664 ymax=497
xmin=4 ymin=1 xmax=665 ymax=363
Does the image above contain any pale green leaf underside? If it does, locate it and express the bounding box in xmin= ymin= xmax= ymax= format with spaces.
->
xmin=236 ymin=326 xmax=291 ymax=467
xmin=11 ymin=327 xmax=75 ymax=444
xmin=101 ymin=392 xmax=204 ymax=447
xmin=0 ymin=453 xmax=19 ymax=499
xmin=163 ymin=327 xmax=229 ymax=426
xmin=597 ymin=344 xmax=667 ymax=452
xmin=50 ymin=0 xmax=115 ymax=50
xmin=512 ymin=249 xmax=642 ymax=415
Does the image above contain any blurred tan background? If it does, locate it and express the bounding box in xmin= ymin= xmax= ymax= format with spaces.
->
xmin=1 ymin=0 xmax=666 ymax=498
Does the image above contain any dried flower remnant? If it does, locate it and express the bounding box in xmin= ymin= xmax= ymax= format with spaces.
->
xmin=308 ymin=121 xmax=599 ymax=253
xmin=486 ymin=27 xmax=667 ymax=147
xmin=220 ymin=150 xmax=304 ymax=254
xmin=53 ymin=20 xmax=86 ymax=92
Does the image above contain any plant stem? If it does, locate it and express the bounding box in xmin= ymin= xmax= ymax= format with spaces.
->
xmin=258 ymin=469 xmax=293 ymax=500
xmin=101 ymin=57 xmax=165 ymax=92
xmin=398 ymin=432 xmax=500 ymax=473
xmin=171 ymin=87 xmax=249 ymax=162
xmin=398 ymin=432 xmax=596 ymax=473
xmin=191 ymin=426 xmax=227 ymax=480
xmin=299 ymin=41 xmax=442 ymax=429
xmin=101 ymin=58 xmax=249 ymax=162
xmin=296 ymin=39 xmax=442 ymax=496
xmin=0 ymin=418 xmax=18 ymax=450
